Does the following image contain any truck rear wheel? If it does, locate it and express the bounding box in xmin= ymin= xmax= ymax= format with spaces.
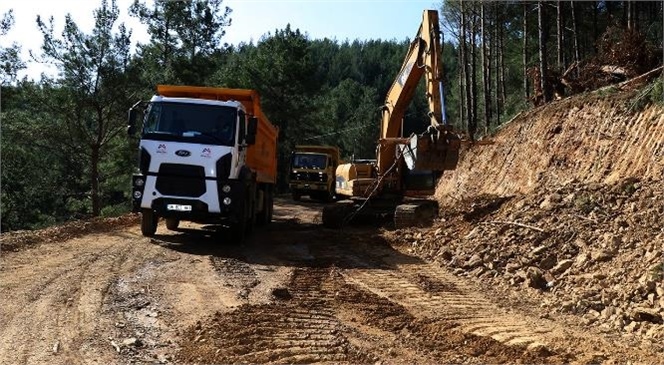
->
xmin=292 ymin=191 xmax=301 ymax=201
xmin=247 ymin=197 xmax=256 ymax=234
xmin=266 ymin=190 xmax=274 ymax=223
xmin=165 ymin=218 xmax=179 ymax=231
xmin=141 ymin=209 xmax=158 ymax=237
xmin=230 ymin=218 xmax=246 ymax=243
xmin=257 ymin=188 xmax=273 ymax=225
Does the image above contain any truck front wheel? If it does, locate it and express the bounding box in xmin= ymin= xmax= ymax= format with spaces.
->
xmin=141 ymin=209 xmax=158 ymax=237
xmin=165 ymin=218 xmax=179 ymax=231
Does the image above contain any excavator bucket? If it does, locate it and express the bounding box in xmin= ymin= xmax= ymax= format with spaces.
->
xmin=400 ymin=130 xmax=461 ymax=172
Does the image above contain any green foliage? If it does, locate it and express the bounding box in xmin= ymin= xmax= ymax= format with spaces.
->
xmin=628 ymin=78 xmax=664 ymax=112
xmin=129 ymin=0 xmax=232 ymax=86
xmin=7 ymin=0 xmax=664 ymax=232
xmin=101 ymin=202 xmax=131 ymax=218
xmin=312 ymin=79 xmax=379 ymax=159
xmin=1 ymin=87 xmax=84 ymax=230
xmin=32 ymin=0 xmax=134 ymax=217
xmin=0 ymin=10 xmax=26 ymax=84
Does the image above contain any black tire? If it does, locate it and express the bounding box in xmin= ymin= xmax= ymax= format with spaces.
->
xmin=257 ymin=188 xmax=271 ymax=225
xmin=230 ymin=217 xmax=247 ymax=243
xmin=292 ymin=191 xmax=301 ymax=201
xmin=266 ymin=190 xmax=274 ymax=224
xmin=165 ymin=218 xmax=179 ymax=231
xmin=141 ymin=209 xmax=158 ymax=237
xmin=246 ymin=195 xmax=256 ymax=234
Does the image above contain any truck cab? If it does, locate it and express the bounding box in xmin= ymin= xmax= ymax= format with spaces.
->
xmin=128 ymin=85 xmax=278 ymax=241
xmin=289 ymin=145 xmax=340 ymax=201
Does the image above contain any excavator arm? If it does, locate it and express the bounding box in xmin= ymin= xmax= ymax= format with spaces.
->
xmin=381 ymin=9 xmax=444 ymax=139
xmin=377 ymin=10 xmax=460 ymax=183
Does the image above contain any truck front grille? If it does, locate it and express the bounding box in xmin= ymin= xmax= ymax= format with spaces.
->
xmin=156 ymin=163 xmax=206 ymax=197
xmin=290 ymin=171 xmax=327 ymax=182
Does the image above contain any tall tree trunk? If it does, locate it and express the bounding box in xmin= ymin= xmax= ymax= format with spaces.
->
xmin=538 ymin=1 xmax=550 ymax=103
xmin=592 ymin=1 xmax=598 ymax=53
xmin=494 ymin=5 xmax=501 ymax=124
xmin=571 ymin=0 xmax=580 ymax=77
xmin=557 ymin=1 xmax=563 ymax=70
xmin=482 ymin=1 xmax=492 ymax=131
xmin=458 ymin=43 xmax=465 ymax=130
xmin=470 ymin=4 xmax=478 ymax=138
xmin=91 ymin=145 xmax=101 ymax=217
xmin=499 ymin=17 xmax=506 ymax=111
xmin=523 ymin=1 xmax=529 ymax=100
xmin=633 ymin=1 xmax=639 ymax=30
xmin=461 ymin=0 xmax=473 ymax=138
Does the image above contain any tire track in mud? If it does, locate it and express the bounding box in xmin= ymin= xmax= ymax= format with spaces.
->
xmin=177 ymin=268 xmax=374 ymax=364
xmin=177 ymin=233 xmax=567 ymax=364
xmin=0 ymin=232 xmax=141 ymax=365
xmin=345 ymin=263 xmax=552 ymax=350
xmin=209 ymin=257 xmax=259 ymax=300
xmin=328 ymin=239 xmax=561 ymax=353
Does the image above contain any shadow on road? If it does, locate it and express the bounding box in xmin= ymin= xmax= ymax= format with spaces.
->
xmin=149 ymin=204 xmax=423 ymax=271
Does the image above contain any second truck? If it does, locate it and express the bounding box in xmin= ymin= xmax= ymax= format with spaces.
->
xmin=289 ymin=145 xmax=340 ymax=201
xmin=128 ymin=85 xmax=278 ymax=242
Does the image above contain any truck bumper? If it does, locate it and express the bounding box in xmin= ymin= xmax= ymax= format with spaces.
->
xmin=289 ymin=182 xmax=329 ymax=193
xmin=132 ymin=173 xmax=248 ymax=224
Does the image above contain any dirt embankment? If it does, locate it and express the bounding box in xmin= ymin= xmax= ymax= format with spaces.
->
xmin=406 ymin=89 xmax=664 ymax=350
xmin=437 ymin=91 xmax=664 ymax=201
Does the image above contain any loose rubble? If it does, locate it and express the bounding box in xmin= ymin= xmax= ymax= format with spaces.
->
xmin=389 ymin=177 xmax=664 ymax=343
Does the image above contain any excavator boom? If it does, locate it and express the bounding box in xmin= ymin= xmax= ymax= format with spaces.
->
xmin=381 ymin=9 xmax=444 ymax=139
xmin=378 ymin=9 xmax=460 ymax=179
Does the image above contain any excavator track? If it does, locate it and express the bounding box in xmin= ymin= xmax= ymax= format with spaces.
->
xmin=323 ymin=199 xmax=438 ymax=229
xmin=322 ymin=201 xmax=355 ymax=228
xmin=393 ymin=200 xmax=438 ymax=229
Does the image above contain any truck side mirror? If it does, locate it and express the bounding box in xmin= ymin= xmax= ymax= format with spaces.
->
xmin=246 ymin=116 xmax=258 ymax=145
xmin=127 ymin=100 xmax=144 ymax=136
xmin=127 ymin=108 xmax=137 ymax=136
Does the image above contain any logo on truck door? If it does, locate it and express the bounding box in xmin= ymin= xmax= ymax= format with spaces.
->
xmin=175 ymin=149 xmax=191 ymax=157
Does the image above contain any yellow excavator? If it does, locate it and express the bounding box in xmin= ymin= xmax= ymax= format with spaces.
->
xmin=322 ymin=9 xmax=461 ymax=228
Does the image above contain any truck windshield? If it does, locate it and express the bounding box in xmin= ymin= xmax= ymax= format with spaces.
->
xmin=142 ymin=102 xmax=237 ymax=146
xmin=292 ymin=154 xmax=327 ymax=169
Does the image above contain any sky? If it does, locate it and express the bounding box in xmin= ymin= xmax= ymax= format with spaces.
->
xmin=0 ymin=0 xmax=442 ymax=80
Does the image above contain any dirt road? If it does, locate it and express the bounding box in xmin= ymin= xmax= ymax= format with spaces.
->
xmin=1 ymin=199 xmax=661 ymax=364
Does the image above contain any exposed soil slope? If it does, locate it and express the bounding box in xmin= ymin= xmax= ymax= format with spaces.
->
xmin=397 ymin=88 xmax=664 ymax=354
xmin=437 ymin=91 xmax=664 ymax=201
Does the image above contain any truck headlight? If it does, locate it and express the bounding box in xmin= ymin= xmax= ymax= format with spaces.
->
xmin=133 ymin=191 xmax=142 ymax=199
xmin=222 ymin=184 xmax=231 ymax=193
xmin=134 ymin=177 xmax=145 ymax=187
xmin=223 ymin=197 xmax=232 ymax=205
